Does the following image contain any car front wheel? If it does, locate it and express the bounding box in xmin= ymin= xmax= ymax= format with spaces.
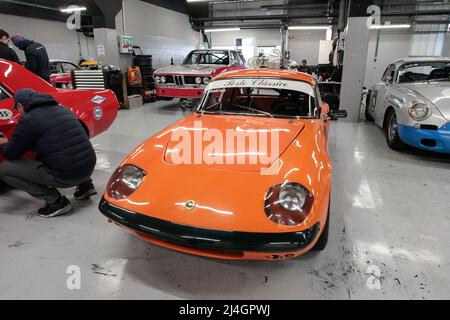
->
xmin=386 ymin=109 xmax=407 ymax=150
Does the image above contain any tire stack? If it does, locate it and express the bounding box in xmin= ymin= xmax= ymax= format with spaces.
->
xmin=133 ymin=55 xmax=155 ymax=102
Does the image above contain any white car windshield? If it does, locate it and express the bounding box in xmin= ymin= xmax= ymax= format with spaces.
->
xmin=183 ymin=51 xmax=230 ymax=65
xmin=198 ymin=78 xmax=318 ymax=119
xmin=398 ymin=61 xmax=450 ymax=83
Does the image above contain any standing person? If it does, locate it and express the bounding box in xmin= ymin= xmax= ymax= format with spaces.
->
xmin=0 ymin=29 xmax=20 ymax=64
xmin=0 ymin=89 xmax=98 ymax=218
xmin=298 ymin=59 xmax=310 ymax=74
xmin=10 ymin=34 xmax=50 ymax=82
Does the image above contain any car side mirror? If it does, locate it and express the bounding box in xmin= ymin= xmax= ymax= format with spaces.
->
xmin=329 ymin=109 xmax=348 ymax=120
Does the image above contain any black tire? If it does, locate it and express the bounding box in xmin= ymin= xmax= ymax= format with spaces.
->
xmin=365 ymin=91 xmax=374 ymax=121
xmin=312 ymin=203 xmax=330 ymax=251
xmin=385 ymin=109 xmax=407 ymax=150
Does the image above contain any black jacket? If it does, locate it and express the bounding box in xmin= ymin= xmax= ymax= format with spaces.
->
xmin=24 ymin=41 xmax=50 ymax=81
xmin=0 ymin=93 xmax=97 ymax=181
xmin=0 ymin=42 xmax=20 ymax=64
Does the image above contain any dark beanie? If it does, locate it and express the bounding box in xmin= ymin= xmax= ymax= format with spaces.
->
xmin=14 ymin=88 xmax=36 ymax=108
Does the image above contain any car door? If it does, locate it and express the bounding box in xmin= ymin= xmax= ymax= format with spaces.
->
xmin=372 ymin=64 xmax=396 ymax=125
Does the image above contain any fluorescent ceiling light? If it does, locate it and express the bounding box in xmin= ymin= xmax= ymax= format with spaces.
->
xmin=188 ymin=0 xmax=254 ymax=2
xmin=60 ymin=6 xmax=87 ymax=13
xmin=204 ymin=27 xmax=241 ymax=32
xmin=369 ymin=24 xmax=411 ymax=29
xmin=289 ymin=26 xmax=331 ymax=30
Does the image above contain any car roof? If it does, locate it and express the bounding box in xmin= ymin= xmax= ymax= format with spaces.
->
xmin=392 ymin=56 xmax=450 ymax=67
xmin=212 ymin=68 xmax=315 ymax=84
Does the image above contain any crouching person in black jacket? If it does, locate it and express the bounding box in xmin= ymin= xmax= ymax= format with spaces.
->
xmin=0 ymin=89 xmax=97 ymax=218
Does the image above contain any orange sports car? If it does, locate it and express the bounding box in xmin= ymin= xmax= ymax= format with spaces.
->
xmin=99 ymin=69 xmax=346 ymax=260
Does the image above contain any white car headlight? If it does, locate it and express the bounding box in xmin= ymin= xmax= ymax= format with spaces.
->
xmin=160 ymin=76 xmax=166 ymax=83
xmin=264 ymin=183 xmax=314 ymax=226
xmin=195 ymin=77 xmax=202 ymax=84
xmin=154 ymin=76 xmax=161 ymax=83
xmin=203 ymin=77 xmax=210 ymax=85
xmin=409 ymin=103 xmax=430 ymax=121
xmin=279 ymin=184 xmax=308 ymax=211
xmin=107 ymin=164 xmax=146 ymax=200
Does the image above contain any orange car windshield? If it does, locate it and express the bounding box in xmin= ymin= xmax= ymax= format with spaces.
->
xmin=198 ymin=78 xmax=318 ymax=119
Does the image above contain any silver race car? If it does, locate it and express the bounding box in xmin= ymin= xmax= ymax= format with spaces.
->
xmin=366 ymin=57 xmax=450 ymax=154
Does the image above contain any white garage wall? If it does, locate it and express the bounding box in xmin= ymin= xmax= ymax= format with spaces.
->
xmin=210 ymin=29 xmax=328 ymax=65
xmin=115 ymin=0 xmax=200 ymax=69
xmin=0 ymin=13 xmax=94 ymax=63
xmin=289 ymin=30 xmax=328 ymax=65
xmin=364 ymin=31 xmax=412 ymax=88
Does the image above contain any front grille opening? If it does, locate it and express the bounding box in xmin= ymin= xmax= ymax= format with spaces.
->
xmin=421 ymin=139 xmax=437 ymax=147
xmin=184 ymin=76 xmax=196 ymax=84
xmin=420 ymin=125 xmax=438 ymax=131
xmin=136 ymin=231 xmax=245 ymax=259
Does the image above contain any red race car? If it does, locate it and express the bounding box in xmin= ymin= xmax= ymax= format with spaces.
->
xmin=0 ymin=59 xmax=119 ymax=163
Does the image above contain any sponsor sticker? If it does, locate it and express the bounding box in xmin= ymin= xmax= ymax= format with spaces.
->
xmin=93 ymin=106 xmax=103 ymax=120
xmin=0 ymin=109 xmax=13 ymax=120
xmin=91 ymin=95 xmax=106 ymax=105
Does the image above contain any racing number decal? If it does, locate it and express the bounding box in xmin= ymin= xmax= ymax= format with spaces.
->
xmin=93 ymin=107 xmax=103 ymax=120
xmin=0 ymin=109 xmax=13 ymax=120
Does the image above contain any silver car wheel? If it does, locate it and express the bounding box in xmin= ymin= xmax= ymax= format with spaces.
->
xmin=388 ymin=112 xmax=398 ymax=142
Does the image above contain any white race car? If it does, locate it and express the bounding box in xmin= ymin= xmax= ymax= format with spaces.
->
xmin=366 ymin=57 xmax=450 ymax=153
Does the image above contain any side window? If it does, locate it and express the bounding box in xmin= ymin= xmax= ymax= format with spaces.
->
xmin=232 ymin=51 xmax=243 ymax=65
xmin=238 ymin=52 xmax=246 ymax=65
xmin=382 ymin=64 xmax=395 ymax=83
xmin=62 ymin=63 xmax=77 ymax=73
xmin=49 ymin=63 xmax=58 ymax=74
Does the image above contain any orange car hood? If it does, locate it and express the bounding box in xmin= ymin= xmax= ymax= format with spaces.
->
xmin=163 ymin=114 xmax=305 ymax=172
xmin=109 ymin=114 xmax=331 ymax=233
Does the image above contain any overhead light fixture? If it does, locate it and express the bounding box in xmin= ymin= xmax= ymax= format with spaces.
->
xmin=204 ymin=27 xmax=241 ymax=33
xmin=60 ymin=6 xmax=87 ymax=13
xmin=188 ymin=0 xmax=254 ymax=2
xmin=288 ymin=26 xmax=332 ymax=30
xmin=369 ymin=24 xmax=411 ymax=29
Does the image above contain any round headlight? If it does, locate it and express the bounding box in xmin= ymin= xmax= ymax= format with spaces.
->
xmin=154 ymin=76 xmax=161 ymax=83
xmin=409 ymin=103 xmax=430 ymax=121
xmin=264 ymin=183 xmax=314 ymax=226
xmin=279 ymin=184 xmax=307 ymax=211
xmin=203 ymin=77 xmax=210 ymax=85
xmin=107 ymin=164 xmax=146 ymax=200
xmin=160 ymin=76 xmax=166 ymax=83
xmin=195 ymin=77 xmax=202 ymax=84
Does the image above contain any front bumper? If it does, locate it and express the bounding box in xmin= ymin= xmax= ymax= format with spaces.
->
xmin=99 ymin=197 xmax=320 ymax=259
xmin=156 ymin=86 xmax=204 ymax=99
xmin=398 ymin=123 xmax=450 ymax=154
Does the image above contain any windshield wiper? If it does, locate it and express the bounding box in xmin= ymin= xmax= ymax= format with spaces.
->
xmin=200 ymin=102 xmax=222 ymax=116
xmin=232 ymin=105 xmax=273 ymax=117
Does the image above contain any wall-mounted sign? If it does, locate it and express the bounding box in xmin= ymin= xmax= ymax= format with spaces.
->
xmin=97 ymin=44 xmax=106 ymax=57
xmin=119 ymin=35 xmax=134 ymax=54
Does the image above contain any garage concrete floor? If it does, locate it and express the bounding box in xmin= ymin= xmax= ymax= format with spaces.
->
xmin=1 ymin=100 xmax=449 ymax=300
